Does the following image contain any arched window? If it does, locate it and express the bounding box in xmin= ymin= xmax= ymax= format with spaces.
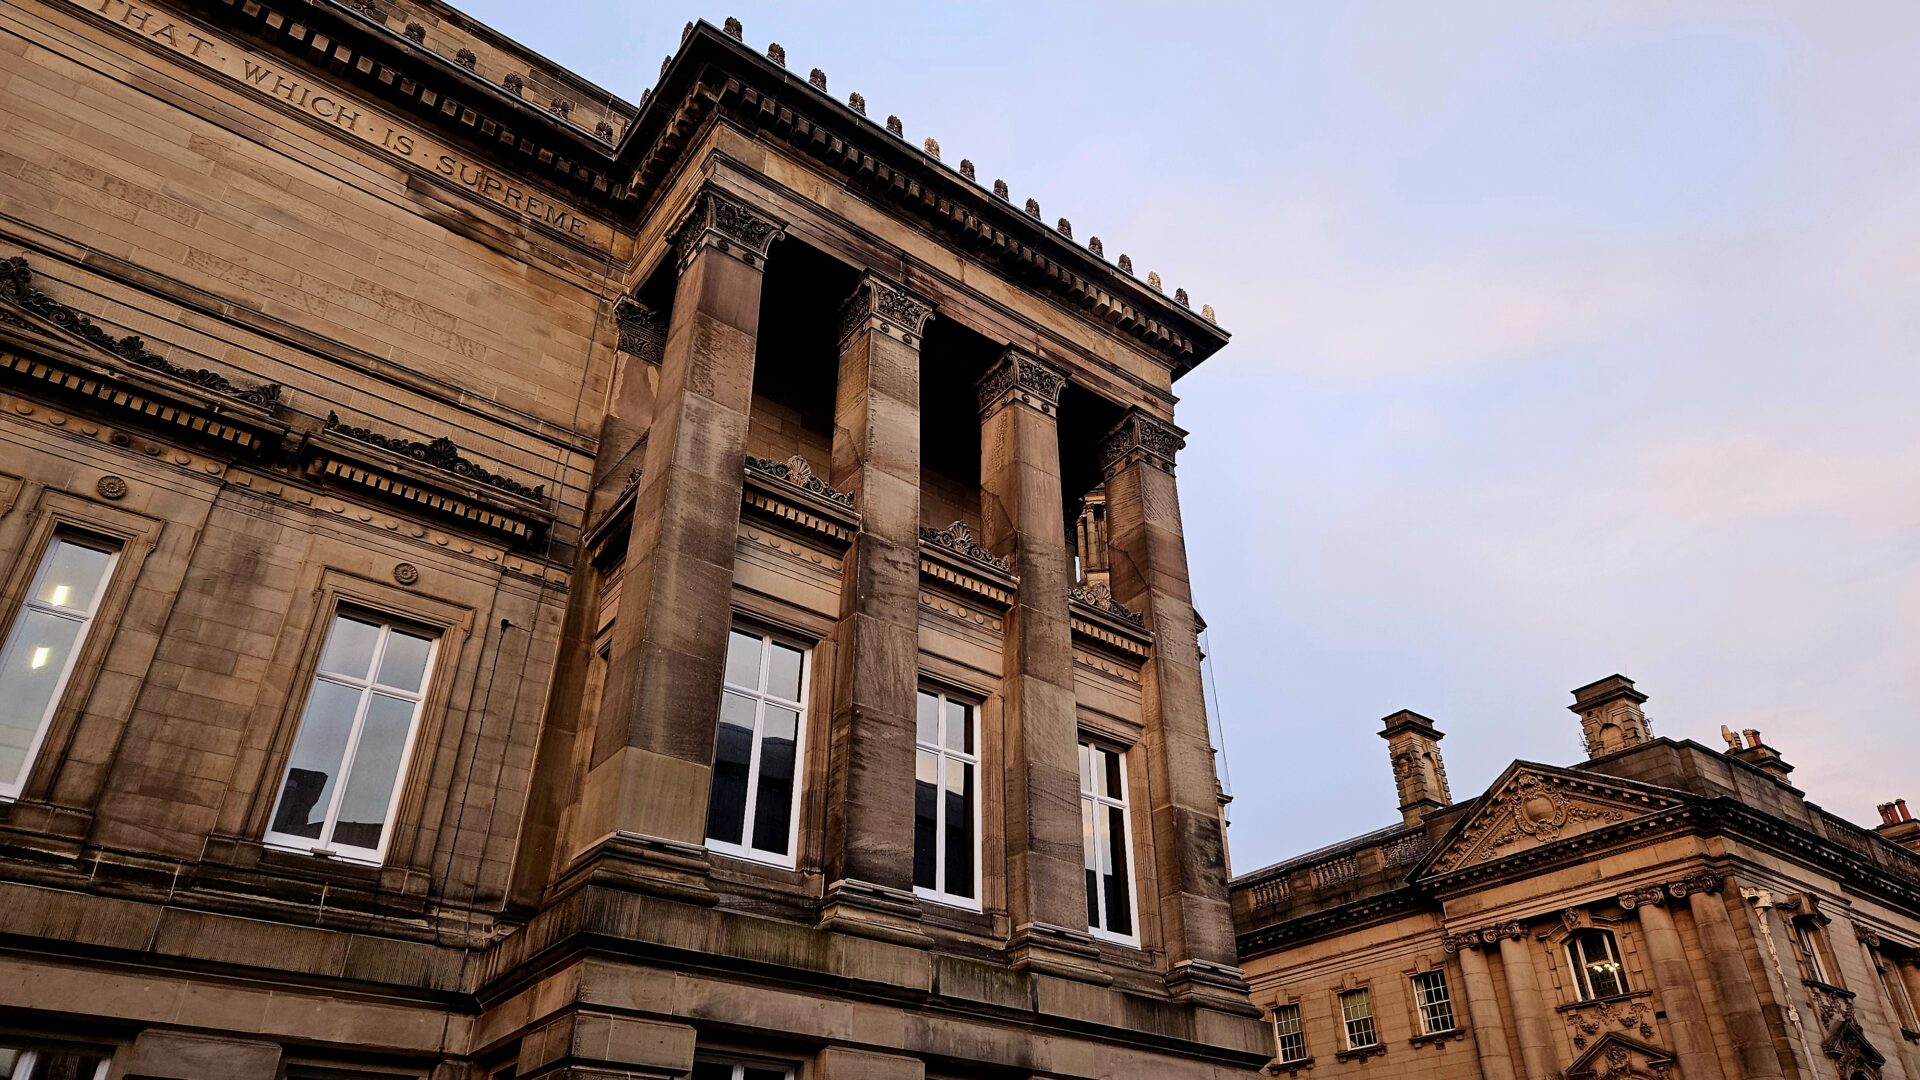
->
xmin=1567 ymin=929 xmax=1629 ymax=1000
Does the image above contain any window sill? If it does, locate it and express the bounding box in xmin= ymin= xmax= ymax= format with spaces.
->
xmin=1335 ymin=1044 xmax=1384 ymax=1063
xmin=1556 ymin=990 xmax=1651 ymax=1012
xmin=1265 ymin=1057 xmax=1313 ymax=1076
xmin=1802 ymin=978 xmax=1854 ymax=998
xmin=1902 ymin=1027 xmax=1920 ymax=1044
xmin=1409 ymin=1028 xmax=1464 ymax=1047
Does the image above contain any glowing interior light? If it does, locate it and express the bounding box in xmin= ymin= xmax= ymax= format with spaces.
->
xmin=48 ymin=585 xmax=70 ymax=607
xmin=29 ymin=647 xmax=50 ymax=669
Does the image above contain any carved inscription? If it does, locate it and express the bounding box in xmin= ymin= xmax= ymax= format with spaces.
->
xmin=70 ymin=0 xmax=611 ymax=250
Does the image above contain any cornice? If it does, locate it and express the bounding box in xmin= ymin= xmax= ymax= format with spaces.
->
xmin=616 ymin=25 xmax=1230 ymax=373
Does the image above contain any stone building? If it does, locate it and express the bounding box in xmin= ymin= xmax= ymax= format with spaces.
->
xmin=1231 ymin=676 xmax=1920 ymax=1080
xmin=0 ymin=1 xmax=1264 ymax=1076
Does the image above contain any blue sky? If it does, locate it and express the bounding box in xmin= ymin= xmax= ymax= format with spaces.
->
xmin=462 ymin=2 xmax=1920 ymax=872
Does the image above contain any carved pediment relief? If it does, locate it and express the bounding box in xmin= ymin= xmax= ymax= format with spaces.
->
xmin=1565 ymin=1032 xmax=1673 ymax=1080
xmin=1823 ymin=1017 xmax=1886 ymax=1080
xmin=1424 ymin=766 xmax=1684 ymax=876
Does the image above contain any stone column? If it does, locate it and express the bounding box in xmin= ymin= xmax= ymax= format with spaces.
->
xmin=581 ymin=187 xmax=785 ymax=853
xmin=1447 ymin=933 xmax=1519 ymax=1080
xmin=1620 ymin=885 xmax=1727 ymax=1080
xmin=1098 ymin=408 xmax=1244 ymax=1002
xmin=976 ymin=348 xmax=1098 ymax=979
xmin=819 ymin=273 xmax=934 ymax=940
xmin=1494 ymin=926 xmax=1562 ymax=1080
xmin=1675 ymin=873 xmax=1785 ymax=1079
xmin=591 ymin=296 xmax=666 ymax=498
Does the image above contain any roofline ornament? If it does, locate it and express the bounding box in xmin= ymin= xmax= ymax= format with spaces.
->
xmin=920 ymin=520 xmax=1010 ymax=574
xmin=323 ymin=411 xmax=545 ymax=502
xmin=0 ymin=256 xmax=282 ymax=408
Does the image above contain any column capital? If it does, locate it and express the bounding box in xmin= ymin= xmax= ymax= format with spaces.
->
xmin=1443 ymin=921 xmax=1525 ymax=952
xmin=838 ymin=272 xmax=934 ymax=350
xmin=614 ymin=296 xmax=666 ymax=363
xmin=1618 ymin=884 xmax=1669 ymax=910
xmin=1099 ymin=408 xmax=1187 ymax=478
xmin=1667 ymin=870 xmax=1725 ymax=899
xmin=671 ymin=187 xmax=786 ymax=272
xmin=976 ymin=347 xmax=1065 ymax=419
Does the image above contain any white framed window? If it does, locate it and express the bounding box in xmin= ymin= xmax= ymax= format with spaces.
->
xmin=691 ymin=1060 xmax=792 ymax=1080
xmin=1079 ymin=738 xmax=1138 ymax=945
xmin=1412 ymin=969 xmax=1456 ymax=1034
xmin=1272 ymin=1002 xmax=1308 ymax=1063
xmin=913 ymin=688 xmax=980 ymax=910
xmin=0 ymin=533 xmax=120 ymax=800
xmin=0 ymin=1041 xmax=112 ymax=1079
xmin=264 ymin=610 xmax=437 ymax=863
xmin=1794 ymin=921 xmax=1831 ymax=984
xmin=1340 ymin=988 xmax=1379 ymax=1049
xmin=706 ymin=625 xmax=809 ymax=868
xmin=1567 ymin=928 xmax=1630 ymax=1000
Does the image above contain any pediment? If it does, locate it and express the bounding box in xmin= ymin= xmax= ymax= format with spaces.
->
xmin=1423 ymin=764 xmax=1686 ymax=876
xmin=1824 ymin=1018 xmax=1886 ymax=1079
xmin=1566 ymin=1032 xmax=1674 ymax=1080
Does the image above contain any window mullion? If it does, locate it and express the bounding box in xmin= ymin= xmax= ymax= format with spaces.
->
xmin=322 ymin=627 xmax=390 ymax=847
xmin=738 ymin=639 xmax=770 ymax=848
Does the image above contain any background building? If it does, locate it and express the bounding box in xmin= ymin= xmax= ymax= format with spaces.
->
xmin=1232 ymin=676 xmax=1920 ymax=1080
xmin=0 ymin=0 xmax=1261 ymax=1075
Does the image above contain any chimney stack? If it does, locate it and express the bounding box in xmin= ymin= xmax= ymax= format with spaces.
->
xmin=1877 ymin=798 xmax=1920 ymax=854
xmin=1570 ymin=674 xmax=1652 ymax=758
xmin=1380 ymin=710 xmax=1452 ymax=826
xmin=1726 ymin=727 xmax=1795 ymax=784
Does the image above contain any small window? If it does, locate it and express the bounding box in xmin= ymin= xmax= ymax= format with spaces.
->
xmin=1079 ymin=739 xmax=1136 ymax=944
xmin=913 ymin=688 xmax=979 ymax=909
xmin=0 ymin=1041 xmax=111 ymax=1079
xmin=691 ymin=1061 xmax=792 ymax=1080
xmin=0 ymin=533 xmax=120 ymax=800
xmin=1567 ymin=928 xmax=1630 ymax=1000
xmin=264 ymin=610 xmax=437 ymax=863
xmin=1340 ymin=988 xmax=1378 ymax=1050
xmin=1794 ymin=921 xmax=1830 ymax=984
xmin=1272 ymin=1002 xmax=1308 ymax=1063
xmin=1411 ymin=969 xmax=1456 ymax=1034
xmin=706 ymin=625 xmax=809 ymax=867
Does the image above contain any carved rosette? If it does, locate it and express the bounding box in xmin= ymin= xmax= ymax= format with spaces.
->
xmin=1099 ymin=409 xmax=1186 ymax=477
xmin=670 ymin=188 xmax=787 ymax=272
xmin=837 ymin=273 xmax=933 ymax=350
xmin=613 ymin=297 xmax=665 ymax=363
xmin=975 ymin=347 xmax=1065 ymax=419
xmin=919 ymin=520 xmax=1010 ymax=574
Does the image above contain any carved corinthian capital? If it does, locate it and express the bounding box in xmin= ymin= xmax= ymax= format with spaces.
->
xmin=671 ymin=188 xmax=787 ymax=272
xmin=838 ymin=272 xmax=933 ymax=350
xmin=1617 ymin=884 xmax=1668 ymax=910
xmin=1666 ymin=871 xmax=1724 ymax=899
xmin=613 ymin=297 xmax=665 ymax=363
xmin=976 ymin=347 xmax=1065 ymax=419
xmin=1099 ymin=408 xmax=1187 ymax=477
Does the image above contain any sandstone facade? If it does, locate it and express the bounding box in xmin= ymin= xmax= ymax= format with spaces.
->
xmin=1232 ymin=677 xmax=1920 ymax=1080
xmin=0 ymin=2 xmax=1257 ymax=1076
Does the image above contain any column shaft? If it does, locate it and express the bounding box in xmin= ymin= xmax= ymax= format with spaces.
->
xmin=1497 ymin=933 xmax=1562 ymax=1080
xmin=1099 ymin=411 xmax=1239 ymax=980
xmin=1687 ymin=885 xmax=1785 ymax=1079
xmin=1631 ymin=896 xmax=1727 ymax=1080
xmin=582 ymin=189 xmax=783 ymax=848
xmin=1454 ymin=942 xmax=1519 ymax=1080
xmin=821 ymin=275 xmax=931 ymax=902
xmin=976 ymin=350 xmax=1089 ymax=962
